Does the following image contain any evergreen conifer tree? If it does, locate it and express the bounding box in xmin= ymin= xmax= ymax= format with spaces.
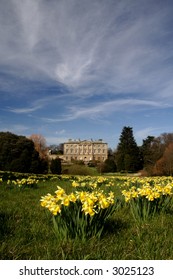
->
xmin=115 ymin=126 xmax=141 ymax=172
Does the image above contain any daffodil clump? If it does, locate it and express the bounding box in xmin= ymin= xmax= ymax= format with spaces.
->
xmin=40 ymin=186 xmax=116 ymax=240
xmin=41 ymin=186 xmax=115 ymax=216
xmin=122 ymin=184 xmax=172 ymax=202
xmin=122 ymin=180 xmax=173 ymax=223
xmin=71 ymin=175 xmax=116 ymax=190
xmin=7 ymin=177 xmax=39 ymax=188
xmin=118 ymin=175 xmax=173 ymax=190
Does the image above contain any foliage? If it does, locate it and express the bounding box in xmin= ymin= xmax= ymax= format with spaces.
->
xmin=122 ymin=177 xmax=173 ymax=224
xmin=140 ymin=136 xmax=163 ymax=175
xmin=6 ymin=177 xmax=39 ymax=189
xmin=115 ymin=129 xmax=173 ymax=175
xmin=0 ymin=132 xmax=48 ymax=174
xmin=29 ymin=134 xmax=48 ymax=159
xmin=50 ymin=158 xmax=62 ymax=174
xmin=153 ymin=143 xmax=173 ymax=176
xmin=99 ymin=158 xmax=117 ymax=173
xmin=141 ymin=133 xmax=173 ymax=175
xmin=40 ymin=185 xmax=116 ymax=240
xmin=0 ymin=172 xmax=173 ymax=259
xmin=115 ymin=127 xmax=142 ymax=172
xmin=70 ymin=175 xmax=117 ymax=190
xmin=63 ymin=164 xmax=98 ymax=176
xmin=48 ymin=143 xmax=64 ymax=155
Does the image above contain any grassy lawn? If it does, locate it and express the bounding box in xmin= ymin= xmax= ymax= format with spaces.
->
xmin=0 ymin=173 xmax=173 ymax=260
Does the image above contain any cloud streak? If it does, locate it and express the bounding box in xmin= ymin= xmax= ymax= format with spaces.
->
xmin=6 ymin=105 xmax=42 ymax=114
xmin=1 ymin=0 xmax=173 ymax=101
xmin=1 ymin=0 xmax=173 ymax=147
xmin=41 ymin=98 xmax=171 ymax=123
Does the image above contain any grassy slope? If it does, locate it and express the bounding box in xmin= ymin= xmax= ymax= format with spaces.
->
xmin=0 ymin=177 xmax=173 ymax=260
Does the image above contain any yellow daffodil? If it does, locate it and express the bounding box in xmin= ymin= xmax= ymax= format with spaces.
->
xmin=69 ymin=193 xmax=77 ymax=203
xmin=61 ymin=196 xmax=70 ymax=207
xmin=55 ymin=186 xmax=65 ymax=197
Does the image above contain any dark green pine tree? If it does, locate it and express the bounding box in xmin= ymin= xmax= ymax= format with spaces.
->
xmin=115 ymin=126 xmax=142 ymax=172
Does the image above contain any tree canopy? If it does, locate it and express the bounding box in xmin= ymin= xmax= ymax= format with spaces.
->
xmin=50 ymin=158 xmax=62 ymax=174
xmin=115 ymin=126 xmax=142 ymax=172
xmin=0 ymin=132 xmax=48 ymax=173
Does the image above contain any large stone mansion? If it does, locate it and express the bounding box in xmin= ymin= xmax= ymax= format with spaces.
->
xmin=63 ymin=139 xmax=108 ymax=163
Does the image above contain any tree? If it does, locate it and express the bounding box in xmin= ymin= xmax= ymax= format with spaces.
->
xmin=29 ymin=134 xmax=48 ymax=159
xmin=158 ymin=133 xmax=173 ymax=146
xmin=50 ymin=158 xmax=62 ymax=174
xmin=115 ymin=126 xmax=142 ymax=172
xmin=102 ymin=158 xmax=117 ymax=173
xmin=101 ymin=148 xmax=117 ymax=173
xmin=153 ymin=143 xmax=173 ymax=176
xmin=140 ymin=136 xmax=155 ymax=167
xmin=140 ymin=133 xmax=173 ymax=175
xmin=0 ymin=131 xmax=48 ymax=173
xmin=49 ymin=143 xmax=64 ymax=155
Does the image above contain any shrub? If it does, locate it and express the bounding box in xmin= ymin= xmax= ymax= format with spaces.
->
xmin=101 ymin=158 xmax=117 ymax=173
xmin=50 ymin=158 xmax=62 ymax=174
xmin=63 ymin=164 xmax=97 ymax=176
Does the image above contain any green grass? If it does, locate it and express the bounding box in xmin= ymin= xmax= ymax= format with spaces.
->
xmin=0 ymin=173 xmax=173 ymax=260
xmin=62 ymin=164 xmax=99 ymax=176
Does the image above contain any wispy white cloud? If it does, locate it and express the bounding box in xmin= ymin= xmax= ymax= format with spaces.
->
xmin=135 ymin=127 xmax=161 ymax=141
xmin=4 ymin=93 xmax=72 ymax=114
xmin=46 ymin=136 xmax=68 ymax=145
xmin=41 ymin=98 xmax=171 ymax=123
xmin=55 ymin=129 xmax=66 ymax=135
xmin=6 ymin=105 xmax=42 ymax=114
xmin=1 ymin=0 xmax=173 ymax=102
xmin=1 ymin=0 xmax=173 ymax=147
xmin=0 ymin=124 xmax=30 ymax=134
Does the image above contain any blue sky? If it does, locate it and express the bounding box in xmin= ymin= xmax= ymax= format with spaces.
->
xmin=1 ymin=0 xmax=173 ymax=149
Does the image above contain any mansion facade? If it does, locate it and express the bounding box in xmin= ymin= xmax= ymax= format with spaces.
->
xmin=63 ymin=139 xmax=108 ymax=163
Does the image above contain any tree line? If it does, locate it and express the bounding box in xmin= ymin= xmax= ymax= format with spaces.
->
xmin=1 ymin=127 xmax=173 ymax=175
xmin=0 ymin=132 xmax=61 ymax=174
xmin=111 ymin=126 xmax=173 ymax=176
